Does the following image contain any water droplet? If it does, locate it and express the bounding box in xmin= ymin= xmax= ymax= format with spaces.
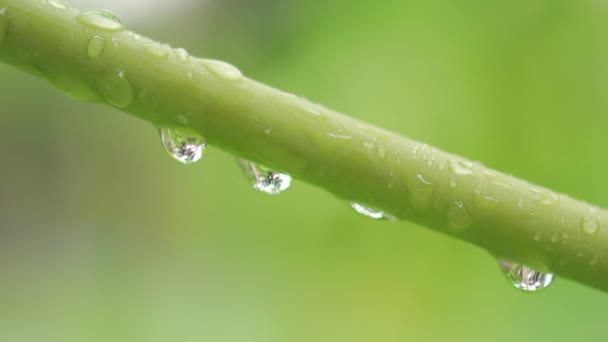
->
xmin=160 ymin=128 xmax=206 ymax=165
xmin=328 ymin=133 xmax=352 ymax=140
xmin=378 ymin=146 xmax=387 ymax=158
xmin=448 ymin=178 xmax=457 ymax=188
xmin=175 ymin=115 xmax=188 ymax=126
xmin=238 ymin=160 xmax=291 ymax=195
xmin=449 ymin=160 xmax=474 ymax=175
xmin=350 ymin=203 xmax=395 ymax=221
xmin=363 ymin=141 xmax=375 ymax=149
xmin=144 ymin=43 xmax=169 ymax=59
xmin=199 ymin=59 xmax=243 ymax=81
xmin=581 ymin=216 xmax=599 ymax=235
xmin=533 ymin=230 xmax=542 ymax=241
xmin=128 ymin=32 xmax=141 ymax=43
xmin=550 ymin=233 xmax=559 ymax=243
xmin=87 ymin=35 xmax=105 ymax=58
xmin=98 ymin=67 xmax=133 ymax=108
xmin=417 ymin=174 xmax=432 ymax=185
xmin=446 ymin=201 xmax=472 ymax=230
xmin=499 ymin=261 xmax=554 ymax=292
xmin=47 ymin=0 xmax=68 ymax=10
xmin=473 ymin=189 xmax=500 ymax=210
xmin=530 ymin=187 xmax=559 ymax=207
xmin=77 ymin=10 xmax=124 ymax=32
xmin=175 ymin=48 xmax=190 ymax=62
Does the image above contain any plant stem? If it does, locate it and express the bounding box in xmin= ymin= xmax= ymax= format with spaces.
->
xmin=1 ymin=0 xmax=607 ymax=292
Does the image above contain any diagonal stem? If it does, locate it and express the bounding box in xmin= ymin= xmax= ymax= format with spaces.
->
xmin=1 ymin=0 xmax=607 ymax=291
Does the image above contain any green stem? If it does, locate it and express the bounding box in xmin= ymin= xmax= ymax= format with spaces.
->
xmin=1 ymin=0 xmax=607 ymax=291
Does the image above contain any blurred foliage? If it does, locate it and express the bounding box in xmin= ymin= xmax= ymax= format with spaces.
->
xmin=1 ymin=0 xmax=608 ymax=341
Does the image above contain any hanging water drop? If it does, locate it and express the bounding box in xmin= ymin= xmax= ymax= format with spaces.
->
xmin=499 ymin=261 xmax=554 ymax=292
xmin=350 ymin=203 xmax=395 ymax=221
xmin=238 ymin=160 xmax=291 ymax=195
xmin=47 ymin=0 xmax=68 ymax=10
xmin=77 ymin=10 xmax=124 ymax=32
xmin=160 ymin=128 xmax=206 ymax=165
xmin=98 ymin=67 xmax=133 ymax=108
xmin=199 ymin=59 xmax=243 ymax=81
xmin=87 ymin=35 xmax=105 ymax=58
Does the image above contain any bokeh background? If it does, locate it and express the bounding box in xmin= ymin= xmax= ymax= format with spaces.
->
xmin=1 ymin=0 xmax=608 ymax=341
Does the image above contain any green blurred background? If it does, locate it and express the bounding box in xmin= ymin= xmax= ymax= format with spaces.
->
xmin=1 ymin=0 xmax=608 ymax=340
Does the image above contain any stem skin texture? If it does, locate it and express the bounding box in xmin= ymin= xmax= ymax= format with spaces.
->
xmin=1 ymin=0 xmax=608 ymax=291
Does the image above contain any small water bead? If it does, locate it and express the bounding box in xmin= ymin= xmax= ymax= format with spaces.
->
xmin=499 ymin=261 xmax=554 ymax=292
xmin=449 ymin=160 xmax=474 ymax=175
xmin=363 ymin=141 xmax=375 ymax=149
xmin=47 ymin=0 xmax=68 ymax=10
xmin=199 ymin=59 xmax=243 ymax=81
xmin=448 ymin=178 xmax=457 ymax=188
xmin=417 ymin=174 xmax=432 ymax=185
xmin=87 ymin=35 xmax=105 ymax=58
xmin=128 ymin=32 xmax=142 ymax=43
xmin=473 ymin=189 xmax=500 ymax=210
xmin=377 ymin=146 xmax=387 ymax=158
xmin=144 ymin=43 xmax=169 ymax=59
xmin=350 ymin=203 xmax=395 ymax=221
xmin=327 ymin=133 xmax=352 ymax=140
xmin=175 ymin=115 xmax=188 ymax=126
xmin=581 ymin=216 xmax=599 ymax=235
xmin=238 ymin=160 xmax=291 ymax=195
xmin=77 ymin=10 xmax=124 ymax=32
xmin=446 ymin=201 xmax=472 ymax=230
xmin=98 ymin=67 xmax=133 ymax=108
xmin=160 ymin=128 xmax=206 ymax=165
xmin=530 ymin=187 xmax=559 ymax=207
xmin=175 ymin=48 xmax=190 ymax=62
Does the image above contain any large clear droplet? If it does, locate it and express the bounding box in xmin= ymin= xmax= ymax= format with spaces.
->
xmin=77 ymin=10 xmax=124 ymax=32
xmin=238 ymin=160 xmax=291 ymax=195
xmin=160 ymin=128 xmax=206 ymax=165
xmin=350 ymin=203 xmax=395 ymax=221
xmin=499 ymin=261 xmax=554 ymax=292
